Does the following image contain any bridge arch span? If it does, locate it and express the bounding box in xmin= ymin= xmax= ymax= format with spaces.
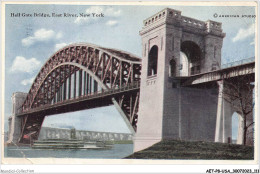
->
xmin=16 ymin=43 xmax=141 ymax=143
xmin=22 ymin=43 xmax=141 ymax=111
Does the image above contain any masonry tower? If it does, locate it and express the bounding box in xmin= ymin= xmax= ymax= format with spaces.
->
xmin=134 ymin=8 xmax=225 ymax=152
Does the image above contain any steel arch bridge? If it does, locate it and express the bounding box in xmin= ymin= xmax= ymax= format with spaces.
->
xmin=17 ymin=43 xmax=141 ymax=144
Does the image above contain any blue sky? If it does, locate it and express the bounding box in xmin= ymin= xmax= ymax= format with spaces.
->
xmin=4 ymin=5 xmax=256 ymax=136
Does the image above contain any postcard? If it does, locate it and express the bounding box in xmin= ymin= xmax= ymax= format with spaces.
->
xmin=1 ymin=1 xmax=258 ymax=173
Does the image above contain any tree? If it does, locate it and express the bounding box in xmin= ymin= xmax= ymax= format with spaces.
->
xmin=222 ymin=73 xmax=254 ymax=145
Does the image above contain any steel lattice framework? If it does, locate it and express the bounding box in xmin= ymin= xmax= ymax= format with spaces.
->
xmin=18 ymin=43 xmax=141 ymax=143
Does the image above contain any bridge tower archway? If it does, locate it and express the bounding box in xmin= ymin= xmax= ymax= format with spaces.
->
xmin=180 ymin=41 xmax=202 ymax=76
xmin=147 ymin=45 xmax=159 ymax=76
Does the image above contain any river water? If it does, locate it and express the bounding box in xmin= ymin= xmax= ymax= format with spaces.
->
xmin=4 ymin=144 xmax=133 ymax=159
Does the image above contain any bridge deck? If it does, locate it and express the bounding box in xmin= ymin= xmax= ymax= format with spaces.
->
xmin=17 ymin=82 xmax=140 ymax=117
xmin=181 ymin=62 xmax=255 ymax=86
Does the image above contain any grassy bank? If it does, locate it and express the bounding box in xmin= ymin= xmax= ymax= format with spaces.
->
xmin=125 ymin=140 xmax=253 ymax=160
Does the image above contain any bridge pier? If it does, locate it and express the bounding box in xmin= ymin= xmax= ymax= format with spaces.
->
xmin=7 ymin=92 xmax=27 ymax=145
xmin=215 ymin=80 xmax=254 ymax=145
xmin=237 ymin=113 xmax=244 ymax=144
xmin=215 ymin=81 xmax=233 ymax=143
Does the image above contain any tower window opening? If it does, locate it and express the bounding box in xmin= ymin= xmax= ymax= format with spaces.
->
xmin=147 ymin=45 xmax=158 ymax=76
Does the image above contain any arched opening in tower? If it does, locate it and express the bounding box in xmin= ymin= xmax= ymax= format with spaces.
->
xmin=147 ymin=45 xmax=158 ymax=76
xmin=181 ymin=41 xmax=201 ymax=76
xmin=179 ymin=52 xmax=189 ymax=76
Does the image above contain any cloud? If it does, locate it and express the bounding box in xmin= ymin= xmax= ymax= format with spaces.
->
xmin=21 ymin=77 xmax=35 ymax=86
xmin=106 ymin=20 xmax=118 ymax=27
xmin=232 ymin=24 xmax=255 ymax=42
xmin=75 ymin=6 xmax=121 ymax=25
xmin=22 ymin=29 xmax=63 ymax=46
xmin=55 ymin=42 xmax=68 ymax=51
xmin=10 ymin=56 xmax=41 ymax=73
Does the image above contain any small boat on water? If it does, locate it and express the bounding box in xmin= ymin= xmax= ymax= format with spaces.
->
xmin=32 ymin=139 xmax=113 ymax=149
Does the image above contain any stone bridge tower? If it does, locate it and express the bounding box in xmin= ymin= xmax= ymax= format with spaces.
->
xmin=7 ymin=92 xmax=27 ymax=144
xmin=134 ymin=8 xmax=225 ymax=152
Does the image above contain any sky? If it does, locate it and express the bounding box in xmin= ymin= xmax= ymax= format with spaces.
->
xmin=4 ymin=4 xmax=256 ymax=137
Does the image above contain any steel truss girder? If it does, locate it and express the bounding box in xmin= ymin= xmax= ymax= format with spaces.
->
xmin=19 ymin=114 xmax=45 ymax=144
xmin=22 ymin=44 xmax=141 ymax=111
xmin=114 ymin=91 xmax=140 ymax=131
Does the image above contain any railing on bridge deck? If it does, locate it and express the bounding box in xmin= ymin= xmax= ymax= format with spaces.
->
xmin=20 ymin=81 xmax=140 ymax=115
xmin=182 ymin=57 xmax=255 ymax=86
xmin=221 ymin=57 xmax=255 ymax=69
